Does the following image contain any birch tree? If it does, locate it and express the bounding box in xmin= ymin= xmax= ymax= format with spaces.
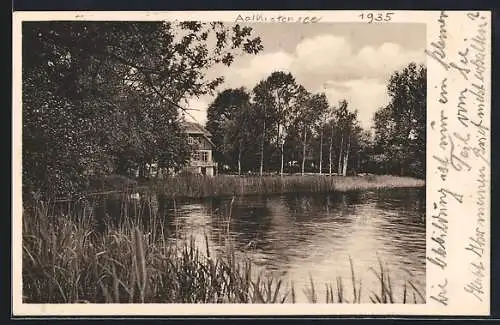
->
xmin=333 ymin=100 xmax=358 ymax=177
xmin=314 ymin=101 xmax=331 ymax=174
xmin=288 ymin=90 xmax=328 ymax=176
xmin=252 ymin=72 xmax=301 ymax=175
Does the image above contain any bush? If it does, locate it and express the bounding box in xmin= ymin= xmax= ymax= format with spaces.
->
xmin=89 ymin=174 xmax=138 ymax=191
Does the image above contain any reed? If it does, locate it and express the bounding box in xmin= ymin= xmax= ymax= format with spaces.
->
xmin=150 ymin=174 xmax=424 ymax=199
xmin=22 ymin=198 xmax=425 ymax=304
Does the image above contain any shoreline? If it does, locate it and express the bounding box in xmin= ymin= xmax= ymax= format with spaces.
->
xmin=148 ymin=174 xmax=425 ymax=200
xmin=23 ymin=174 xmax=425 ymax=205
xmin=152 ymin=185 xmax=426 ymax=203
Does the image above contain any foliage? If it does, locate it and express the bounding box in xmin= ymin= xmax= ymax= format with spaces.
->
xmin=252 ymin=72 xmax=303 ymax=175
xmin=287 ymin=90 xmax=330 ymax=175
xmin=22 ymin=21 xmax=263 ymax=197
xmin=207 ymin=71 xmax=337 ymax=175
xmin=205 ymin=88 xmax=254 ymax=172
xmin=204 ymin=62 xmax=426 ymax=178
xmin=330 ymin=100 xmax=359 ymax=176
xmin=372 ymin=62 xmax=426 ymax=178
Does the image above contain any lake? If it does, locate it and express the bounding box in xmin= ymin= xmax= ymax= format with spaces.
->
xmin=161 ymin=187 xmax=426 ymax=303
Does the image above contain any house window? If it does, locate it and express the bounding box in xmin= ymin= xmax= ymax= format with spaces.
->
xmin=192 ymin=151 xmax=201 ymax=161
xmin=201 ymin=151 xmax=209 ymax=162
xmin=188 ymin=136 xmax=195 ymax=145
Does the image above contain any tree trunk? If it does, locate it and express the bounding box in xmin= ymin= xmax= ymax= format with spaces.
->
xmin=260 ymin=119 xmax=266 ymax=176
xmin=329 ymin=126 xmax=334 ymax=176
xmin=277 ymin=123 xmax=281 ymax=174
xmin=319 ymin=130 xmax=323 ymax=175
xmin=329 ymin=144 xmax=333 ymax=176
xmin=139 ymin=163 xmax=147 ymax=179
xmin=280 ymin=141 xmax=284 ymax=177
xmin=342 ymin=137 xmax=350 ymax=177
xmin=301 ymin=128 xmax=307 ymax=176
xmin=116 ymin=157 xmax=128 ymax=176
xmin=357 ymin=151 xmax=361 ymax=175
xmin=338 ymin=136 xmax=344 ymax=175
xmin=238 ymin=143 xmax=242 ymax=176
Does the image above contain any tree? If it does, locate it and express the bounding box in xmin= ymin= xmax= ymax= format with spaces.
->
xmin=285 ymin=88 xmax=328 ymax=175
xmin=311 ymin=97 xmax=331 ymax=174
xmin=22 ymin=21 xmax=263 ymax=197
xmin=353 ymin=129 xmax=374 ymax=174
xmin=251 ymin=72 xmax=301 ymax=176
xmin=206 ymin=88 xmax=252 ymax=172
xmin=222 ymin=101 xmax=254 ymax=175
xmin=326 ymin=113 xmax=337 ymax=176
xmin=333 ymin=100 xmax=359 ymax=176
xmin=373 ymin=62 xmax=426 ymax=177
xmin=373 ymin=105 xmax=396 ymax=174
xmin=252 ymin=79 xmax=279 ymax=175
xmin=300 ymin=93 xmax=329 ymax=175
xmin=316 ymin=112 xmax=327 ymax=175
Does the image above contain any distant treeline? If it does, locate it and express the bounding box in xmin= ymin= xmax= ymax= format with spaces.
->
xmin=206 ymin=64 xmax=426 ymax=178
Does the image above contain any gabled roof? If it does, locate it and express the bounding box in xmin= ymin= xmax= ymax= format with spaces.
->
xmin=181 ymin=121 xmax=214 ymax=146
xmin=181 ymin=121 xmax=212 ymax=137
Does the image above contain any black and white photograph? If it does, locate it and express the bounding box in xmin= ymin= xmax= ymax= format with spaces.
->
xmin=19 ymin=18 xmax=428 ymax=306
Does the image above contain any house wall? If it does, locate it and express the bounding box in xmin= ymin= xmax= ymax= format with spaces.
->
xmin=204 ymin=166 xmax=214 ymax=176
xmin=189 ymin=134 xmax=212 ymax=150
xmin=191 ymin=149 xmax=212 ymax=163
xmin=184 ymin=165 xmax=214 ymax=176
xmin=185 ymin=138 xmax=215 ymax=176
xmin=185 ymin=131 xmax=216 ymax=176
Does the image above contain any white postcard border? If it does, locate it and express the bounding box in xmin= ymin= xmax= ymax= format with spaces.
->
xmin=11 ymin=10 xmax=491 ymax=316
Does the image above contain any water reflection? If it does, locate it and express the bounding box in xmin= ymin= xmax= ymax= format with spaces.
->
xmin=164 ymin=188 xmax=426 ymax=302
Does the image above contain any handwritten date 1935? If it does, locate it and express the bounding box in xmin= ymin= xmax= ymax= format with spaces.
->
xmin=358 ymin=12 xmax=394 ymax=23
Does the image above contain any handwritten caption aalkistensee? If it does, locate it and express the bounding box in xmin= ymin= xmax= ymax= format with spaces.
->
xmin=426 ymin=10 xmax=489 ymax=308
xmin=235 ymin=14 xmax=321 ymax=24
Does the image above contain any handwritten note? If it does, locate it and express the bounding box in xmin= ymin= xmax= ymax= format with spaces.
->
xmin=235 ymin=13 xmax=321 ymax=24
xmin=426 ymin=10 xmax=490 ymax=314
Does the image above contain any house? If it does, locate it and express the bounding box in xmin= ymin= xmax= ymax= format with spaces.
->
xmin=182 ymin=121 xmax=217 ymax=176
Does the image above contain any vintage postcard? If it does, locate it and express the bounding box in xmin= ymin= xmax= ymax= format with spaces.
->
xmin=12 ymin=10 xmax=491 ymax=316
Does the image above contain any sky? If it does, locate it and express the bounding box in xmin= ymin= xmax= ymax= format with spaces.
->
xmin=183 ymin=23 xmax=426 ymax=129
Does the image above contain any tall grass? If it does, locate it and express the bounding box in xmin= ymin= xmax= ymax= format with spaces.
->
xmin=22 ymin=197 xmax=425 ymax=304
xmin=149 ymin=174 xmax=425 ymax=200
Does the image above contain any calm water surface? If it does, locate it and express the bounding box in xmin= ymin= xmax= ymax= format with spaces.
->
xmin=163 ymin=188 xmax=426 ymax=303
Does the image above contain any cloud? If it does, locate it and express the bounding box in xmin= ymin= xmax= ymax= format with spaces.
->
xmin=321 ymin=78 xmax=388 ymax=129
xmin=291 ymin=36 xmax=425 ymax=81
xmin=189 ymin=33 xmax=425 ymax=127
xmin=222 ymin=51 xmax=294 ymax=89
xmin=292 ymin=35 xmax=353 ymax=75
xmin=354 ymin=42 xmax=425 ymax=80
xmin=220 ymin=34 xmax=424 ymax=90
